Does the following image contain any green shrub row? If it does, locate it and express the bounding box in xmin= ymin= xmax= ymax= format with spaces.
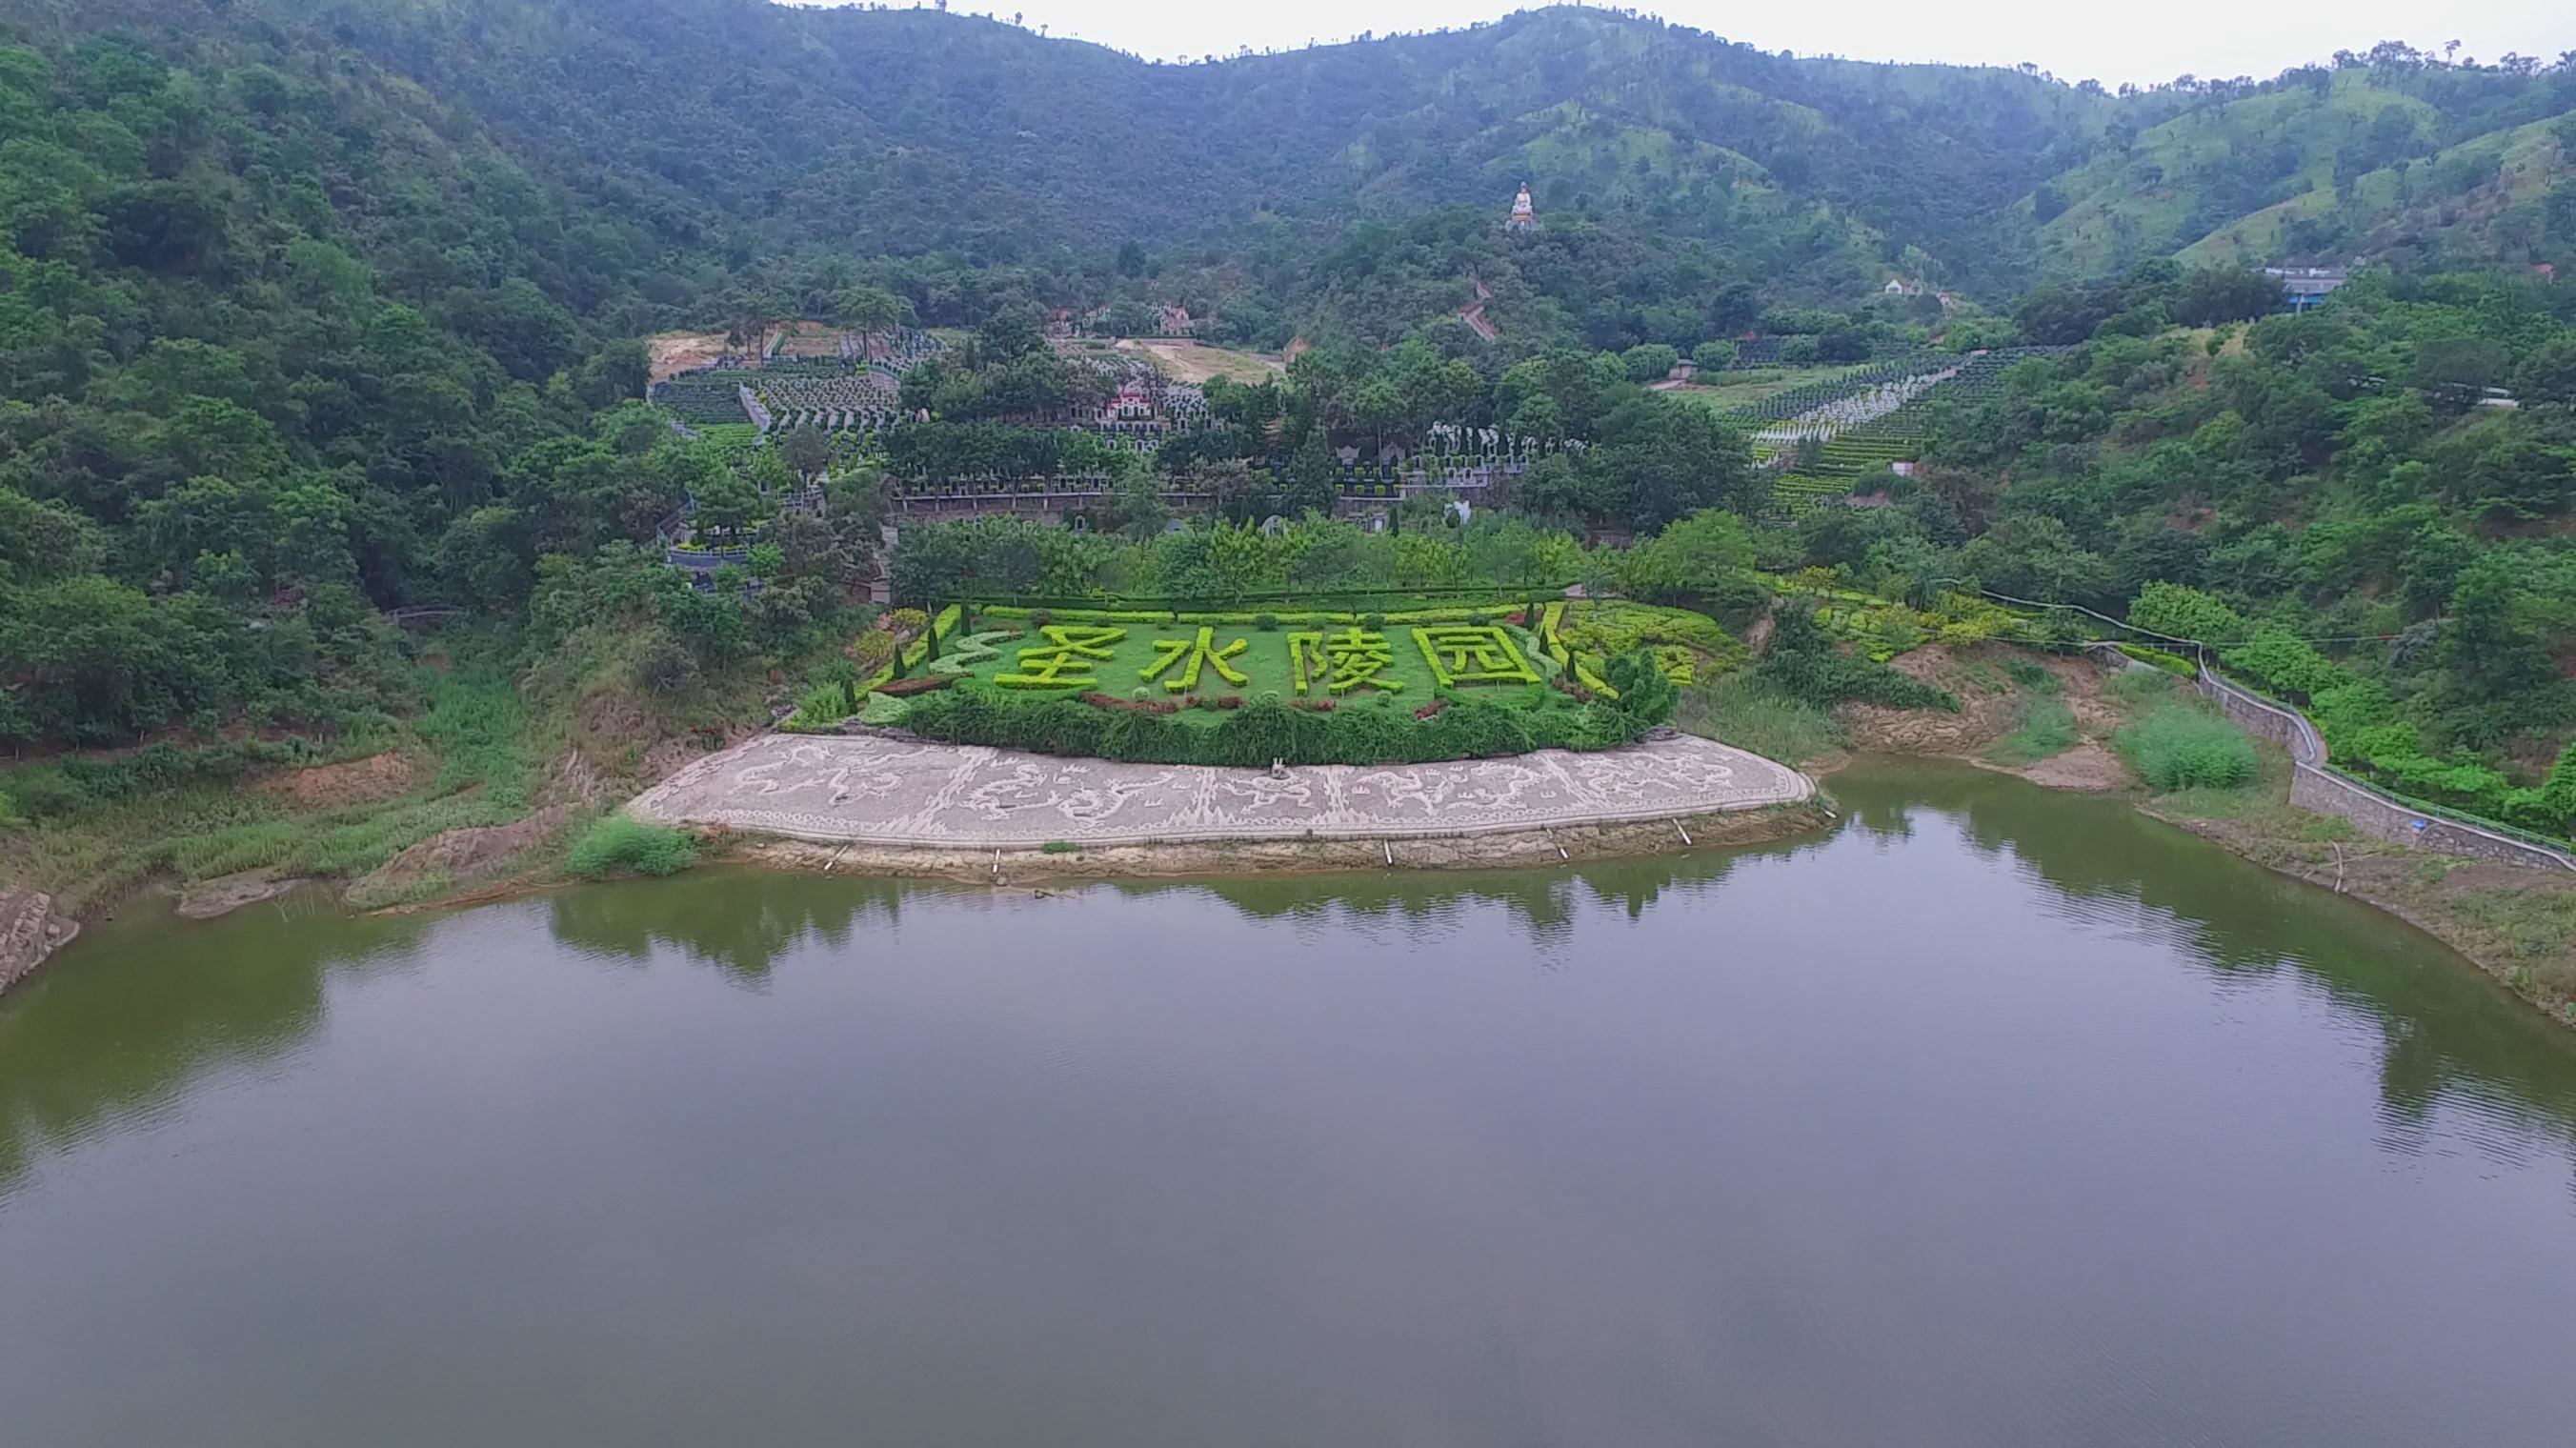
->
xmin=976 ymin=603 xmax=1517 ymax=628
xmin=3 ymin=738 xmax=312 ymax=820
xmin=2129 ymin=585 xmax=2572 ymax=837
xmin=898 ymin=673 xmax=1671 ymax=768
xmin=2115 ymin=642 xmax=2199 ymax=678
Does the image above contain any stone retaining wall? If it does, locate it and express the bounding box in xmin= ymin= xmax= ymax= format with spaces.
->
xmin=1 ymin=890 xmax=79 ymax=997
xmin=2191 ymin=669 xmax=2575 ymax=873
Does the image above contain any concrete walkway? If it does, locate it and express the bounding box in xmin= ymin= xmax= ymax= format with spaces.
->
xmin=630 ymin=733 xmax=1813 ymax=851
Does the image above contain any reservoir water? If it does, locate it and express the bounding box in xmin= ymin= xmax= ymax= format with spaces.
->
xmin=5 ymin=758 xmax=2574 ymax=1445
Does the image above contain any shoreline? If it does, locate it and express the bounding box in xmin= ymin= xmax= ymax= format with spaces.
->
xmin=14 ymin=731 xmax=2566 ymax=1032
xmin=706 ymin=798 xmax=1839 ymax=885
xmin=627 ymin=731 xmax=1817 ymax=851
xmin=1829 ymin=745 xmax=2576 ymax=1029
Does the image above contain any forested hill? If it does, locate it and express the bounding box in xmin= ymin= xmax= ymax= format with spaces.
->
xmin=30 ymin=1 xmax=2568 ymax=303
xmin=32 ymin=0 xmax=2095 ymax=297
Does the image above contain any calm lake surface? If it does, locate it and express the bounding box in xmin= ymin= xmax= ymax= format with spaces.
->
xmin=7 ymin=758 xmax=2576 ymax=1446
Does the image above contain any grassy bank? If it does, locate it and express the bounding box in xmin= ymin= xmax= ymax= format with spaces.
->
xmin=1674 ymin=675 xmax=1845 ymax=767
xmin=1 ymin=624 xmax=782 ymax=918
xmin=0 ymin=659 xmax=543 ymax=915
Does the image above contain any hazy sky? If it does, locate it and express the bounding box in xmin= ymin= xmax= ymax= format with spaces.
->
xmin=801 ymin=1 xmax=2570 ymax=88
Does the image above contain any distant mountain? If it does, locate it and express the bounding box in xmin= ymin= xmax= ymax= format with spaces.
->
xmin=2026 ymin=61 xmax=2576 ymax=276
xmin=12 ymin=1 xmax=2575 ymax=304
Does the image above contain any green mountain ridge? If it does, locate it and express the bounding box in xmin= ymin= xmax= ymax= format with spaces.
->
xmin=2030 ymin=65 xmax=2575 ymax=275
xmin=14 ymin=0 xmax=2567 ymax=306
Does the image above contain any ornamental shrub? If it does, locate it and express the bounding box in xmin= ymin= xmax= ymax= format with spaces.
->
xmin=2124 ymin=581 xmax=2245 ymax=647
xmin=856 ymin=693 xmax=911 ymax=726
xmin=565 ymin=816 xmax=699 ymax=879
xmin=2221 ymin=632 xmax=2342 ymax=703
xmin=847 ymin=631 xmax=896 ymax=674
xmin=1756 ymin=605 xmax=1959 ymax=712
xmin=1600 ymin=650 xmax=1680 ymax=729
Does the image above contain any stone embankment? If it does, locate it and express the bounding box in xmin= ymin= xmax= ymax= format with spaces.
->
xmin=2191 ymin=668 xmax=2575 ymax=872
xmin=1 ymin=890 xmax=80 ymax=997
xmin=631 ymin=732 xmax=1815 ymax=854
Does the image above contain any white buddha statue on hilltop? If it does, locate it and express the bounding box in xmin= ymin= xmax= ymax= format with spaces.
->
xmin=1505 ymin=182 xmax=1539 ymax=232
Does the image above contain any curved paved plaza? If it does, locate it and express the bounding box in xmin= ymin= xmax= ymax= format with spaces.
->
xmin=629 ymin=733 xmax=1812 ymax=850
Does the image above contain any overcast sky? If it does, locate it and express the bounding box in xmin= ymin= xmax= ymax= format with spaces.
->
xmin=800 ymin=1 xmax=2570 ymax=89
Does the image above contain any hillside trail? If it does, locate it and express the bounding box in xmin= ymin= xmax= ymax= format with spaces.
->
xmin=1459 ymin=273 xmax=1498 ymax=342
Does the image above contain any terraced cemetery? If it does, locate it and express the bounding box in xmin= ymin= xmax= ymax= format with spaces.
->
xmin=1750 ymin=348 xmax=2067 ymax=516
xmin=644 ymin=328 xmax=946 ymax=432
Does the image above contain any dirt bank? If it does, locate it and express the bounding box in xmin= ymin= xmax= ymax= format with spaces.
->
xmin=1841 ymin=646 xmax=2109 ymax=759
xmin=256 ymin=751 xmax=420 ymax=810
xmin=348 ymin=806 xmax=583 ymax=908
xmin=713 ymin=799 xmax=1836 ymax=886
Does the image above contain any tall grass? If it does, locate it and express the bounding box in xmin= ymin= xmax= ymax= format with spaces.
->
xmin=413 ymin=664 xmax=532 ymax=809
xmin=1982 ymin=658 xmax=2077 ymax=765
xmin=2116 ymin=698 xmax=2258 ymax=792
xmin=1987 ymin=696 xmax=2078 ymax=765
xmin=564 ymin=816 xmax=698 ymax=879
xmin=1674 ymin=675 xmax=1846 ymax=766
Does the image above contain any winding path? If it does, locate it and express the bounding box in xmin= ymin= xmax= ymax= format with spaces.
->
xmin=630 ymin=733 xmax=1812 ymax=850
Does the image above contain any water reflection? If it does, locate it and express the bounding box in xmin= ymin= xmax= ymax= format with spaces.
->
xmin=10 ymin=764 xmax=2576 ymax=1446
xmin=1831 ymin=757 xmax=2576 ymax=1152
xmin=543 ymin=872 xmax=913 ymax=986
xmin=9 ymin=759 xmax=2576 ymax=1202
xmin=0 ymin=893 xmax=428 ymax=1195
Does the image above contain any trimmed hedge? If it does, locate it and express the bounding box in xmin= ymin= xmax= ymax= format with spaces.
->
xmin=898 ymin=682 xmax=1660 ymax=767
xmin=2116 ymin=642 xmax=2198 ymax=678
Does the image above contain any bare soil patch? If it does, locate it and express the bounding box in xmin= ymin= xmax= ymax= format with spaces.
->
xmin=1838 ymin=646 xmax=2135 ymax=791
xmin=647 ymin=331 xmax=729 ymax=383
xmin=256 ymin=752 xmax=420 ymax=810
xmin=1138 ymin=340 xmax=1282 ymax=385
